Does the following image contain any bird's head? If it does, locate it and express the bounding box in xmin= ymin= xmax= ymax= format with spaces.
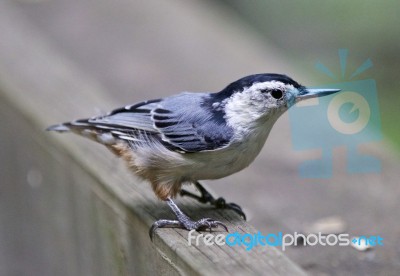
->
xmin=215 ymin=73 xmax=340 ymax=128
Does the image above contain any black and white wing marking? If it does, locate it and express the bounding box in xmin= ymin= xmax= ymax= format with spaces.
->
xmin=151 ymin=92 xmax=234 ymax=152
xmin=89 ymin=99 xmax=161 ymax=133
xmin=84 ymin=93 xmax=234 ymax=152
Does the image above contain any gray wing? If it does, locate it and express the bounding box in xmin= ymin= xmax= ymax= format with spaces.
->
xmin=86 ymin=93 xmax=234 ymax=152
xmin=88 ymin=99 xmax=160 ymax=132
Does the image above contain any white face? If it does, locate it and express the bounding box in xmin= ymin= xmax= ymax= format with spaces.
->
xmin=245 ymin=80 xmax=299 ymax=110
xmin=222 ymin=81 xmax=300 ymax=130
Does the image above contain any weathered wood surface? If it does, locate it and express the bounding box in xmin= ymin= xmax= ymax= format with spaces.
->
xmin=1 ymin=0 xmax=400 ymax=275
xmin=0 ymin=1 xmax=306 ymax=275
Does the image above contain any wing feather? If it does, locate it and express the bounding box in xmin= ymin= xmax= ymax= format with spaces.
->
xmin=77 ymin=93 xmax=234 ymax=152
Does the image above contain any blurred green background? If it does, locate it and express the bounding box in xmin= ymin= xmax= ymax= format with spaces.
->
xmin=220 ymin=0 xmax=400 ymax=151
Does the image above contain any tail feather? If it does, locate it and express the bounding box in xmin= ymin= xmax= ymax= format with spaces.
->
xmin=46 ymin=119 xmax=153 ymax=147
xmin=46 ymin=120 xmax=108 ymax=144
xmin=46 ymin=123 xmax=71 ymax=132
xmin=46 ymin=119 xmax=93 ymax=132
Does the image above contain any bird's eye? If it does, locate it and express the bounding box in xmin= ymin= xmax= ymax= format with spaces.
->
xmin=270 ymin=89 xmax=283 ymax=100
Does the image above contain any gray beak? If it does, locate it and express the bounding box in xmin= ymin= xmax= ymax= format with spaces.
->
xmin=296 ymin=88 xmax=341 ymax=102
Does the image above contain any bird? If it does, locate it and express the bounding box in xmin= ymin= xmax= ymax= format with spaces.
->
xmin=47 ymin=73 xmax=340 ymax=240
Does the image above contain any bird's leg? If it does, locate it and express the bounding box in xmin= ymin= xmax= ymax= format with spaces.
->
xmin=180 ymin=181 xmax=246 ymax=220
xmin=149 ymin=197 xmax=228 ymax=240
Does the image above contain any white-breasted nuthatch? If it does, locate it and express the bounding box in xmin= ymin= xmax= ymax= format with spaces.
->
xmin=47 ymin=73 xmax=340 ymax=239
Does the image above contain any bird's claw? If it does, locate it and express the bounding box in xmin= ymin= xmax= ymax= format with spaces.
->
xmin=195 ymin=218 xmax=229 ymax=232
xmin=214 ymin=197 xmax=246 ymax=220
xmin=180 ymin=187 xmax=247 ymax=220
xmin=149 ymin=217 xmax=228 ymax=241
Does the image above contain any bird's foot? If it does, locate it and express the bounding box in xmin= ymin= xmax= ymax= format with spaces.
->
xmin=149 ymin=218 xmax=227 ymax=240
xmin=149 ymin=198 xmax=228 ymax=240
xmin=180 ymin=181 xmax=246 ymax=220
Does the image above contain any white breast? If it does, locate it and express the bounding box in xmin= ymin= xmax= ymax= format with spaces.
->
xmin=186 ymin=116 xmax=278 ymax=180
